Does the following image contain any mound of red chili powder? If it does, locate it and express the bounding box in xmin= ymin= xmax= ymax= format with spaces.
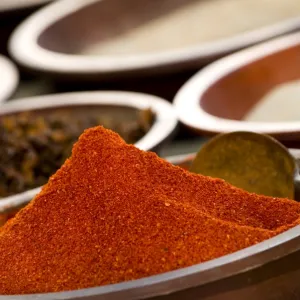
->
xmin=1 ymin=126 xmax=300 ymax=295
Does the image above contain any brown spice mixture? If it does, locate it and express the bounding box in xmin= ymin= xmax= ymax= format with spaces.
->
xmin=0 ymin=126 xmax=300 ymax=295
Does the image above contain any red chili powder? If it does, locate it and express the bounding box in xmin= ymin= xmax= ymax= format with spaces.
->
xmin=0 ymin=126 xmax=300 ymax=295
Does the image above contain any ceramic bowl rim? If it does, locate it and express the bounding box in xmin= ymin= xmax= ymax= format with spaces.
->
xmin=8 ymin=0 xmax=300 ymax=76
xmin=0 ymin=0 xmax=52 ymax=13
xmin=1 ymin=151 xmax=300 ymax=299
xmin=0 ymin=90 xmax=178 ymax=212
xmin=173 ymin=31 xmax=300 ymax=134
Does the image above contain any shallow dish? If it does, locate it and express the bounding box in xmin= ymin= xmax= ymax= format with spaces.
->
xmin=174 ymin=32 xmax=300 ymax=142
xmin=2 ymin=151 xmax=300 ymax=299
xmin=0 ymin=91 xmax=177 ymax=213
xmin=0 ymin=55 xmax=19 ymax=102
xmin=8 ymin=0 xmax=300 ymax=80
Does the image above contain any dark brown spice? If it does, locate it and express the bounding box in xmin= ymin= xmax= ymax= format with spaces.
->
xmin=0 ymin=109 xmax=154 ymax=198
xmin=0 ymin=126 xmax=300 ymax=295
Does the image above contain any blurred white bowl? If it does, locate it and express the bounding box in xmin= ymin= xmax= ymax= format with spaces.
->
xmin=173 ymin=32 xmax=300 ymax=141
xmin=0 ymin=0 xmax=52 ymax=13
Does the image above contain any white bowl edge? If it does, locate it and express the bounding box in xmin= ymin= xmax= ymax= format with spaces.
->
xmin=0 ymin=0 xmax=52 ymax=13
xmin=8 ymin=0 xmax=300 ymax=76
xmin=173 ymin=31 xmax=300 ymax=134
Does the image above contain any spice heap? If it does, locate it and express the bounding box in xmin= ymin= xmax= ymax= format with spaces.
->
xmin=0 ymin=126 xmax=300 ymax=295
xmin=0 ymin=108 xmax=154 ymax=198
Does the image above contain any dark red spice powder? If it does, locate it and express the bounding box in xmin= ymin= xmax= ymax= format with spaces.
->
xmin=0 ymin=126 xmax=300 ymax=295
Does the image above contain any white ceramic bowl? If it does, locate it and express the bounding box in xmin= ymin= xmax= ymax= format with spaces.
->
xmin=0 ymin=90 xmax=178 ymax=212
xmin=8 ymin=0 xmax=300 ymax=79
xmin=173 ymin=32 xmax=300 ymax=140
xmin=0 ymin=0 xmax=52 ymax=13
xmin=0 ymin=55 xmax=19 ymax=103
xmin=3 ymin=150 xmax=300 ymax=300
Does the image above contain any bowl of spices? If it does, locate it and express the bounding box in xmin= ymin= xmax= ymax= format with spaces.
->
xmin=0 ymin=55 xmax=19 ymax=102
xmin=167 ymin=143 xmax=300 ymax=200
xmin=0 ymin=0 xmax=52 ymax=14
xmin=167 ymin=149 xmax=300 ymax=172
xmin=0 ymin=91 xmax=177 ymax=216
xmin=174 ymin=31 xmax=300 ymax=146
xmin=1 ymin=127 xmax=300 ymax=299
xmin=8 ymin=0 xmax=300 ymax=80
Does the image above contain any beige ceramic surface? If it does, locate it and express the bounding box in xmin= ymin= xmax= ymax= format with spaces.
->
xmin=0 ymin=55 xmax=19 ymax=103
xmin=166 ymin=148 xmax=300 ymax=169
xmin=244 ymin=80 xmax=300 ymax=122
xmin=0 ymin=90 xmax=177 ymax=212
xmin=0 ymin=0 xmax=52 ymax=12
xmin=82 ymin=0 xmax=300 ymax=56
xmin=8 ymin=0 xmax=300 ymax=78
xmin=173 ymin=32 xmax=300 ymax=140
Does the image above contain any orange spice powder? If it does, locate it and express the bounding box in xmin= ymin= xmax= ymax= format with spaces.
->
xmin=0 ymin=126 xmax=300 ymax=295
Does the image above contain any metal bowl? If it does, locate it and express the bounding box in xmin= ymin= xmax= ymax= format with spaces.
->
xmin=8 ymin=0 xmax=300 ymax=80
xmin=0 ymin=90 xmax=178 ymax=213
xmin=1 ymin=152 xmax=300 ymax=299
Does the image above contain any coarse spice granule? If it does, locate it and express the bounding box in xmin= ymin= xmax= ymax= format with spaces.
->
xmin=0 ymin=126 xmax=300 ymax=295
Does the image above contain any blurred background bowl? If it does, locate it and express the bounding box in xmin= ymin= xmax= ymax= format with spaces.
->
xmin=174 ymin=32 xmax=300 ymax=147
xmin=8 ymin=0 xmax=300 ymax=100
xmin=0 ymin=0 xmax=52 ymax=56
xmin=0 ymin=54 xmax=19 ymax=102
xmin=0 ymin=0 xmax=52 ymax=14
xmin=0 ymin=90 xmax=178 ymax=218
